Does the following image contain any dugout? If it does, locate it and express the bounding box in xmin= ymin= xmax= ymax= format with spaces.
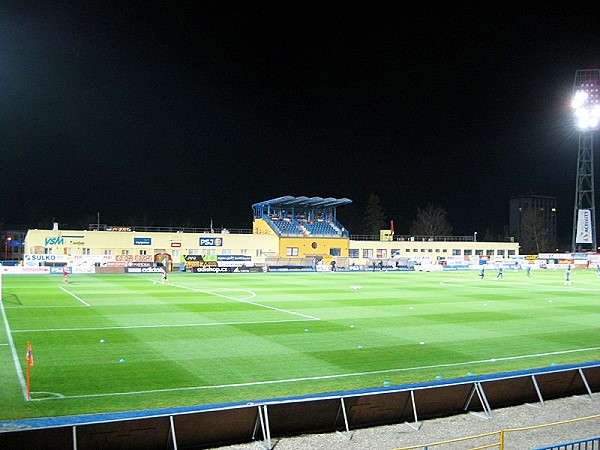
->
xmin=367 ymin=256 xmax=415 ymax=271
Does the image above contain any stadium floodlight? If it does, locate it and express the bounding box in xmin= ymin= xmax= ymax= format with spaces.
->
xmin=573 ymin=94 xmax=600 ymax=130
xmin=572 ymin=78 xmax=600 ymax=130
xmin=571 ymin=69 xmax=599 ymax=252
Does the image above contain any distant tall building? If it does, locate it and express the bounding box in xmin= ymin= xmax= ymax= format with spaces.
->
xmin=509 ymin=195 xmax=557 ymax=254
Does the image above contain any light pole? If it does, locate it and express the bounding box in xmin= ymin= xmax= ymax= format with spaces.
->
xmin=571 ymin=69 xmax=600 ymax=252
xmin=473 ymin=231 xmax=477 ymax=242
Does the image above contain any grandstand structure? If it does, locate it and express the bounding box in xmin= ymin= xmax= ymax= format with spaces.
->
xmin=252 ymin=195 xmax=351 ymax=238
xmin=22 ymin=195 xmax=520 ymax=272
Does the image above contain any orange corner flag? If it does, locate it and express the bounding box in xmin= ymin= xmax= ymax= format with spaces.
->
xmin=26 ymin=341 xmax=34 ymax=400
xmin=26 ymin=341 xmax=34 ymax=367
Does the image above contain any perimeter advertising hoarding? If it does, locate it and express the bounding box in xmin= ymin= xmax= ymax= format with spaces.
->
xmin=182 ymin=255 xmax=253 ymax=268
xmin=0 ymin=266 xmax=50 ymax=274
xmin=217 ymin=255 xmax=252 ymax=267
xmin=115 ymin=255 xmax=154 ymax=263
xmin=183 ymin=255 xmax=217 ymax=269
xmin=126 ymin=267 xmax=163 ymax=273
xmin=191 ymin=266 xmax=262 ymax=273
xmin=24 ymin=254 xmax=68 ymax=265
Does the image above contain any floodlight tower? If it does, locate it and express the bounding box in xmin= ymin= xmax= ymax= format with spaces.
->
xmin=571 ymin=69 xmax=600 ymax=252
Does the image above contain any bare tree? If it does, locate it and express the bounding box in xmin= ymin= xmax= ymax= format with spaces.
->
xmin=409 ymin=204 xmax=452 ymax=236
xmin=520 ymin=208 xmax=556 ymax=254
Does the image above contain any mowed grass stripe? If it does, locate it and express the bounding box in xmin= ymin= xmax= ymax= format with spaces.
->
xmin=1 ymin=270 xmax=599 ymax=419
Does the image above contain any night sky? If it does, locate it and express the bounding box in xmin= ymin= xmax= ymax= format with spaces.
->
xmin=1 ymin=2 xmax=598 ymax=244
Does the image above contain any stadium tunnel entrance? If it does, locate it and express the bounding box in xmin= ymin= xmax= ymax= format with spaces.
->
xmin=154 ymin=251 xmax=172 ymax=271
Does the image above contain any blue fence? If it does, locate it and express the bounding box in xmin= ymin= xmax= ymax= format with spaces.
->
xmin=533 ymin=436 xmax=600 ymax=450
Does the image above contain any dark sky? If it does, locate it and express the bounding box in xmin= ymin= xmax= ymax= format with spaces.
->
xmin=0 ymin=2 xmax=597 ymax=243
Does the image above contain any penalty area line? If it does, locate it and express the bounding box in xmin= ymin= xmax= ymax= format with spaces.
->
xmin=59 ymin=286 xmax=90 ymax=307
xmin=12 ymin=318 xmax=318 ymax=333
xmin=31 ymin=346 xmax=600 ymax=402
xmin=165 ymin=281 xmax=321 ymax=321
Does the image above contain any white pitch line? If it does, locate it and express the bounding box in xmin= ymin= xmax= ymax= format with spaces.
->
xmin=3 ymin=305 xmax=90 ymax=309
xmin=12 ymin=318 xmax=317 ymax=333
xmin=0 ymin=297 xmax=29 ymax=399
xmin=59 ymin=286 xmax=90 ymax=307
xmin=167 ymin=282 xmax=321 ymax=321
xmin=439 ymin=278 xmax=600 ymax=291
xmin=30 ymin=346 xmax=600 ymax=402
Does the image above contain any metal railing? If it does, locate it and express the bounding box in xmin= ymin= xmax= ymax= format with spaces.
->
xmin=533 ymin=436 xmax=600 ymax=450
xmin=350 ymin=234 xmax=477 ymax=242
xmin=394 ymin=414 xmax=600 ymax=450
xmin=88 ymin=224 xmax=253 ymax=234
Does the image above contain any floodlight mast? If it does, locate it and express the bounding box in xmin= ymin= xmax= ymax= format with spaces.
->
xmin=571 ymin=69 xmax=600 ymax=252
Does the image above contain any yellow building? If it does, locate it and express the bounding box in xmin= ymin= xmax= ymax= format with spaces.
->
xmin=23 ymin=195 xmax=519 ymax=272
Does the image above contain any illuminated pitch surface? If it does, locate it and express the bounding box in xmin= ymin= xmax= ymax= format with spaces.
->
xmin=1 ymin=270 xmax=599 ymax=420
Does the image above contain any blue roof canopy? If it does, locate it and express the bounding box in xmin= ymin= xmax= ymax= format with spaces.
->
xmin=252 ymin=196 xmax=352 ymax=211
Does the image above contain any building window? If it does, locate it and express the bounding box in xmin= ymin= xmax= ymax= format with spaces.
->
xmin=45 ymin=247 xmax=53 ymax=254
xmin=286 ymin=247 xmax=299 ymax=256
xmin=475 ymin=249 xmax=483 ymax=256
xmin=189 ymin=248 xmax=200 ymax=255
xmin=222 ymin=249 xmax=232 ymax=255
xmin=486 ymin=249 xmax=494 ymax=256
xmin=508 ymin=250 xmax=516 ymax=256
xmin=104 ymin=249 xmax=112 ymax=256
xmin=464 ymin=249 xmax=472 ymax=256
xmin=376 ymin=249 xmax=387 ymax=258
xmin=139 ymin=250 xmax=147 ymax=255
xmin=171 ymin=250 xmax=179 ymax=259
xmin=122 ymin=249 xmax=130 ymax=255
xmin=330 ymin=248 xmax=341 ymax=256
xmin=349 ymin=248 xmax=359 ymax=258
xmin=241 ymin=249 xmax=248 ymax=255
xmin=497 ymin=250 xmax=505 ymax=256
xmin=452 ymin=249 xmax=461 ymax=256
xmin=83 ymin=248 xmax=91 ymax=255
xmin=362 ymin=249 xmax=373 ymax=258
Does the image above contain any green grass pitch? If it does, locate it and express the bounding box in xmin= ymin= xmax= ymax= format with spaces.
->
xmin=1 ymin=269 xmax=599 ymax=420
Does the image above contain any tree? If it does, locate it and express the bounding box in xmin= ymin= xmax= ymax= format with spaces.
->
xmin=409 ymin=204 xmax=452 ymax=236
xmin=520 ymin=208 xmax=557 ymax=254
xmin=362 ymin=194 xmax=387 ymax=235
xmin=482 ymin=227 xmax=497 ymax=242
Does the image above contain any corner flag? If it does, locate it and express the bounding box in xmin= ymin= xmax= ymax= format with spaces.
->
xmin=26 ymin=341 xmax=34 ymax=367
xmin=26 ymin=341 xmax=34 ymax=400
